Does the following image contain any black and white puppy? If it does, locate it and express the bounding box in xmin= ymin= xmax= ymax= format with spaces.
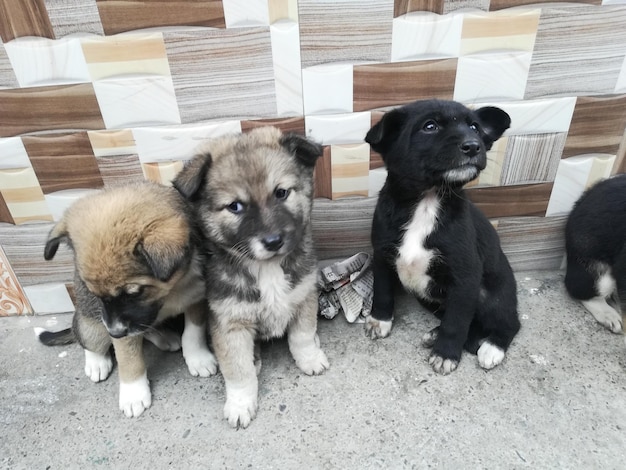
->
xmin=365 ymin=99 xmax=520 ymax=374
xmin=564 ymin=174 xmax=626 ymax=336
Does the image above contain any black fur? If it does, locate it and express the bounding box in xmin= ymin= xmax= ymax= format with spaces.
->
xmin=366 ymin=99 xmax=520 ymax=372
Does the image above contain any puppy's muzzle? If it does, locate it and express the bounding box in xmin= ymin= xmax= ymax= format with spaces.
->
xmin=460 ymin=139 xmax=481 ymax=158
xmin=261 ymin=233 xmax=284 ymax=252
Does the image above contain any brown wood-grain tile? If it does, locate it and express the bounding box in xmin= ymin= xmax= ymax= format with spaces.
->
xmin=0 ymin=0 xmax=54 ymax=42
xmin=95 ymin=0 xmax=225 ymax=35
xmin=467 ymin=182 xmax=553 ymax=218
xmin=394 ymin=0 xmax=443 ymax=16
xmin=241 ymin=117 xmax=305 ymax=136
xmin=353 ymin=59 xmax=457 ymax=112
xmin=562 ymin=95 xmax=626 ymax=158
xmin=314 ymin=145 xmax=332 ymax=199
xmin=23 ymin=132 xmax=104 ymax=194
xmin=0 ymin=195 xmax=14 ymax=224
xmin=0 ymin=84 xmax=105 ymax=137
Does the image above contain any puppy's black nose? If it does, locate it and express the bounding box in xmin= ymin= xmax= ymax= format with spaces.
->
xmin=262 ymin=234 xmax=284 ymax=252
xmin=460 ymin=140 xmax=481 ymax=157
xmin=107 ymin=325 xmax=129 ymax=338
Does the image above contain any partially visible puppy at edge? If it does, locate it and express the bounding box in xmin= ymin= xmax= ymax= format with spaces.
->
xmin=564 ymin=174 xmax=626 ymax=342
xmin=174 ymin=126 xmax=329 ymax=429
xmin=37 ymin=182 xmax=218 ymax=417
xmin=365 ymin=99 xmax=521 ymax=374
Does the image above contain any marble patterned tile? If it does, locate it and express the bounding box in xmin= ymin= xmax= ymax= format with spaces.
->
xmin=95 ymin=0 xmax=226 ymax=35
xmin=0 ymin=167 xmax=52 ymax=224
xmin=0 ymin=0 xmax=55 ymax=42
xmin=391 ymin=11 xmax=462 ymax=61
xmin=302 ymin=64 xmax=353 ymax=115
xmin=0 ymin=245 xmax=32 ymax=316
xmin=368 ymin=167 xmax=387 ymax=197
xmin=142 ymin=161 xmax=184 ymax=186
xmin=44 ymin=0 xmax=105 ymax=37
xmin=353 ymin=58 xmax=457 ymax=112
xmin=460 ymin=9 xmax=540 ymax=55
xmin=0 ymin=83 xmax=105 ymax=137
xmin=268 ymin=0 xmax=298 ymax=23
xmin=270 ymin=20 xmax=303 ymax=117
xmin=87 ymin=129 xmax=136 ymax=158
xmin=330 ymin=143 xmax=370 ymax=199
xmin=81 ymin=32 xmax=171 ymax=81
xmin=545 ymin=154 xmax=616 ymax=216
xmin=93 ymin=76 xmax=181 ymax=128
xmin=0 ymin=137 xmax=31 ymax=170
xmin=454 ymin=52 xmax=532 ymax=102
xmin=298 ymin=0 xmax=393 ymax=68
xmin=305 ymin=112 xmax=371 ymax=145
xmin=616 ymin=54 xmax=626 ymax=93
xmin=223 ymin=0 xmax=270 ymax=27
xmin=24 ymin=283 xmax=75 ymax=314
xmin=44 ymin=188 xmax=98 ymax=222
xmin=5 ymin=36 xmax=90 ymax=87
xmin=164 ymin=28 xmax=276 ymax=123
xmin=562 ymin=95 xmax=626 ymax=158
xmin=525 ymin=5 xmax=626 ymax=98
xmin=500 ymin=133 xmax=567 ymax=185
xmin=133 ymin=121 xmax=242 ymax=163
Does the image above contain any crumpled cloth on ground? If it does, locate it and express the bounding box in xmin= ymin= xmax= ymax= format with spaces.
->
xmin=318 ymin=252 xmax=373 ymax=323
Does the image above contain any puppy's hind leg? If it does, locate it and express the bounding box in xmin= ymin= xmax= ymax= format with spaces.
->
xmin=112 ymin=335 xmax=151 ymax=418
xmin=288 ymin=289 xmax=329 ymax=375
xmin=182 ymin=302 xmax=218 ymax=377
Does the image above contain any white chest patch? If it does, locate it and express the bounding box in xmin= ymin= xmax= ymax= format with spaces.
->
xmin=396 ymin=190 xmax=440 ymax=298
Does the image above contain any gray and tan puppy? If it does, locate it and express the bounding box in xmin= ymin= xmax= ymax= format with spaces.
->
xmin=174 ymin=127 xmax=329 ymax=428
xmin=37 ymin=182 xmax=218 ymax=417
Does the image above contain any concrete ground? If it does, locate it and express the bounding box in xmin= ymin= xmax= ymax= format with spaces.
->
xmin=1 ymin=270 xmax=625 ymax=469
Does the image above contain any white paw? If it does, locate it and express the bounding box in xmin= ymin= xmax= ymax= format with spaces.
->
xmin=295 ymin=348 xmax=329 ymax=376
xmin=119 ymin=373 xmax=151 ymax=418
xmin=224 ymin=389 xmax=258 ymax=429
xmin=582 ymin=298 xmax=623 ymax=333
xmin=84 ymin=349 xmax=113 ymax=382
xmin=144 ymin=328 xmax=182 ymax=352
xmin=184 ymin=349 xmax=218 ymax=377
xmin=421 ymin=327 xmax=439 ymax=348
xmin=429 ymin=354 xmax=458 ymax=375
xmin=477 ymin=341 xmax=505 ymax=370
xmin=364 ymin=315 xmax=393 ymax=340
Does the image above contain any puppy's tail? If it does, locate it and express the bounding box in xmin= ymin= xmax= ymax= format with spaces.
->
xmin=34 ymin=327 xmax=75 ymax=346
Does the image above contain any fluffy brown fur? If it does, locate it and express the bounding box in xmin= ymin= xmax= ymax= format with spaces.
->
xmin=38 ymin=181 xmax=217 ymax=417
xmin=174 ymin=127 xmax=329 ymax=428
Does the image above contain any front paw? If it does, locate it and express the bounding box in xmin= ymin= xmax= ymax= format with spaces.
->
xmin=364 ymin=315 xmax=393 ymax=340
xmin=224 ymin=392 xmax=258 ymax=429
xmin=428 ymin=353 xmax=459 ymax=375
xmin=477 ymin=341 xmax=505 ymax=370
xmin=295 ymin=348 xmax=329 ymax=376
xmin=119 ymin=373 xmax=151 ymax=418
xmin=185 ymin=349 xmax=218 ymax=377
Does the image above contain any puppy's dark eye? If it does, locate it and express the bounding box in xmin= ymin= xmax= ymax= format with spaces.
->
xmin=227 ymin=201 xmax=245 ymax=214
xmin=422 ymin=120 xmax=438 ymax=132
xmin=275 ymin=188 xmax=291 ymax=201
xmin=470 ymin=122 xmax=480 ymax=133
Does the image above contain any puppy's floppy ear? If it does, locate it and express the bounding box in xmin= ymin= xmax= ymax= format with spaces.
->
xmin=365 ymin=108 xmax=408 ymax=155
xmin=44 ymin=220 xmax=70 ymax=260
xmin=134 ymin=223 xmax=190 ymax=282
xmin=475 ymin=106 xmax=511 ymax=148
xmin=280 ymin=133 xmax=322 ymax=167
xmin=173 ymin=153 xmax=212 ymax=200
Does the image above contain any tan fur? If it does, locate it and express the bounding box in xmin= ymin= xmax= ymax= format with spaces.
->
xmin=41 ymin=181 xmax=218 ymax=418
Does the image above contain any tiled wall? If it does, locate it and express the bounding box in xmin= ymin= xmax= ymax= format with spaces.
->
xmin=0 ymin=0 xmax=625 ymax=315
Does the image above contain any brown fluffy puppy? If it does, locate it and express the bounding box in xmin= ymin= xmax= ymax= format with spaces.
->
xmin=174 ymin=127 xmax=329 ymax=428
xmin=37 ymin=182 xmax=217 ymax=417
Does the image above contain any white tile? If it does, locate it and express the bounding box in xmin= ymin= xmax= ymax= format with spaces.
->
xmin=4 ymin=37 xmax=90 ymax=87
xmin=368 ymin=167 xmax=387 ymax=197
xmin=271 ymin=20 xmax=303 ymax=116
xmin=93 ymin=76 xmax=181 ymax=129
xmin=454 ymin=52 xmax=531 ymax=102
xmin=0 ymin=137 xmax=31 ymax=169
xmin=24 ymin=283 xmax=76 ymax=315
xmin=223 ymin=0 xmax=270 ymax=27
xmin=545 ymin=154 xmax=615 ymax=217
xmin=133 ymin=121 xmax=243 ymax=163
xmin=391 ymin=12 xmax=462 ymax=62
xmin=473 ymin=97 xmax=577 ymax=136
xmin=44 ymin=189 xmax=99 ymax=222
xmin=302 ymin=64 xmax=353 ymax=115
xmin=305 ymin=112 xmax=371 ymax=145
